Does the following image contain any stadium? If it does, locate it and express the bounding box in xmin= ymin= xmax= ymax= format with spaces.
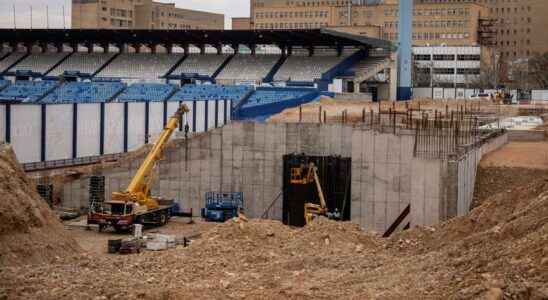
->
xmin=0 ymin=5 xmax=547 ymax=299
xmin=0 ymin=28 xmax=394 ymax=163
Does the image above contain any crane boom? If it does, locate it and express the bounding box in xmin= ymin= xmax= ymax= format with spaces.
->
xmin=111 ymin=103 xmax=189 ymax=210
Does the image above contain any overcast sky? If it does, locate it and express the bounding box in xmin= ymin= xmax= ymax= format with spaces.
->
xmin=0 ymin=0 xmax=249 ymax=29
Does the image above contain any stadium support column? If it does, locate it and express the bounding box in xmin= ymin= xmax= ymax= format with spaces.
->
xmin=232 ymin=44 xmax=239 ymax=55
xmin=308 ymin=46 xmax=314 ymax=57
xmin=41 ymin=43 xmax=48 ymax=53
xmin=183 ymin=43 xmax=189 ymax=55
xmin=250 ymin=44 xmax=256 ymax=55
xmin=397 ymin=0 xmax=412 ymax=101
xmin=86 ymin=42 xmax=93 ymax=53
xmin=25 ymin=43 xmax=32 ymax=54
xmin=199 ymin=44 xmax=206 ymax=55
xmin=102 ymin=42 xmax=109 ymax=54
xmin=71 ymin=42 xmax=79 ymax=53
xmin=166 ymin=43 xmax=173 ymax=54
xmin=134 ymin=43 xmax=141 ymax=54
xmin=216 ymin=43 xmax=223 ymax=55
xmin=287 ymin=46 xmax=293 ymax=56
xmin=149 ymin=43 xmax=157 ymax=54
xmin=117 ymin=43 xmax=125 ymax=54
xmin=56 ymin=43 xmax=63 ymax=53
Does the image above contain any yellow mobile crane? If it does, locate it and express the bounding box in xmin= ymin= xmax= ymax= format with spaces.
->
xmin=290 ymin=162 xmax=329 ymax=224
xmin=93 ymin=104 xmax=190 ymax=231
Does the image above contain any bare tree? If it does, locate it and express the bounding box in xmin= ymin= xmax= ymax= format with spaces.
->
xmin=412 ymin=60 xmax=432 ymax=88
xmin=480 ymin=47 xmax=503 ymax=89
xmin=529 ymin=52 xmax=548 ymax=89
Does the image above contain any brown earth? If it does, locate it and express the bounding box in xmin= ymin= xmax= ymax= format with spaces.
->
xmin=480 ymin=141 xmax=548 ymax=169
xmin=0 ymin=142 xmax=80 ymax=267
xmin=1 ymin=168 xmax=547 ymax=299
xmin=268 ymin=97 xmax=517 ymax=123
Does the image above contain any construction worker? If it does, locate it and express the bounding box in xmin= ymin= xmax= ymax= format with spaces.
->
xmin=333 ymin=208 xmax=341 ymax=221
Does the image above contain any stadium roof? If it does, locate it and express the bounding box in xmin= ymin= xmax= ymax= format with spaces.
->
xmin=0 ymin=28 xmax=393 ymax=49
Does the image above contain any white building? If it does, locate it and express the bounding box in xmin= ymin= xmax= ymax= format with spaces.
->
xmin=413 ymin=46 xmax=481 ymax=88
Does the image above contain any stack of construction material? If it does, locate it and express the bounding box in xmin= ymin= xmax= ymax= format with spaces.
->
xmin=89 ymin=175 xmax=105 ymax=205
xmin=146 ymin=234 xmax=176 ymax=251
xmin=36 ymin=184 xmax=53 ymax=206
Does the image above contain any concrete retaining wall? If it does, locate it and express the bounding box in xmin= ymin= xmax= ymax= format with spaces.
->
xmin=62 ymin=122 xmax=507 ymax=234
xmin=507 ymin=129 xmax=546 ymax=142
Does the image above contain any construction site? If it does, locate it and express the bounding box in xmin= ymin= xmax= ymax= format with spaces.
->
xmin=0 ymin=95 xmax=547 ymax=299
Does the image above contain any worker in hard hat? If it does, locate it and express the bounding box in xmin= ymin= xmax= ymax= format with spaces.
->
xmin=333 ymin=208 xmax=341 ymax=221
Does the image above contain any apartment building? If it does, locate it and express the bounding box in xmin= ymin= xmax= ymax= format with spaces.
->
xmin=249 ymin=0 xmax=489 ymax=46
xmin=72 ymin=0 xmax=224 ymax=30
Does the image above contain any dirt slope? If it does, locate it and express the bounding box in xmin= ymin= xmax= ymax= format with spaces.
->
xmin=0 ymin=143 xmax=80 ymax=266
xmin=0 ymin=162 xmax=546 ymax=299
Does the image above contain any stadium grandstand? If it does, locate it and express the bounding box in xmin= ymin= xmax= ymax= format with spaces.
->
xmin=0 ymin=28 xmax=393 ymax=117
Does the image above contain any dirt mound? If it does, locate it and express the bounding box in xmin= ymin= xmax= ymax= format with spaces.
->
xmin=0 ymin=143 xmax=80 ymax=266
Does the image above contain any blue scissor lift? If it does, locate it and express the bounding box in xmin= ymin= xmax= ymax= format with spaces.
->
xmin=201 ymin=192 xmax=244 ymax=222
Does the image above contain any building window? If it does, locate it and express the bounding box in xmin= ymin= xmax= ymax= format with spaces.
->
xmin=433 ymin=54 xmax=455 ymax=61
xmin=414 ymin=54 xmax=431 ymax=61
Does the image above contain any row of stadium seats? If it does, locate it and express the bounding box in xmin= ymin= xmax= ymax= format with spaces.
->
xmin=0 ymin=53 xmax=26 ymax=73
xmin=273 ymin=54 xmax=350 ymax=82
xmin=172 ymin=54 xmax=230 ymax=77
xmin=0 ymin=80 xmax=59 ymax=102
xmin=216 ymin=55 xmax=280 ymax=81
xmin=170 ymin=84 xmax=252 ymax=102
xmin=41 ymin=82 xmax=127 ymax=104
xmin=96 ymin=54 xmax=184 ymax=79
xmin=7 ymin=53 xmax=69 ymax=74
xmin=49 ymin=53 xmax=115 ymax=76
xmin=0 ymin=80 xmax=9 ymax=91
xmin=242 ymin=88 xmax=316 ymax=108
xmin=0 ymin=80 xmax=318 ymax=106
xmin=0 ymin=52 xmax=355 ymax=82
xmin=115 ymin=83 xmax=178 ymax=102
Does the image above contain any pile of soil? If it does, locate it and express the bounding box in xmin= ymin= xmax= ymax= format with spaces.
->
xmin=0 ymin=143 xmax=80 ymax=266
xmin=0 ymin=157 xmax=546 ymax=298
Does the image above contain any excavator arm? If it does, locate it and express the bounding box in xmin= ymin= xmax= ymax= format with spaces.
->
xmin=111 ymin=104 xmax=190 ymax=209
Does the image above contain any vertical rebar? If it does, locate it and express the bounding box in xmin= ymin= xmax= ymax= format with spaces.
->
xmin=319 ymin=106 xmax=322 ymax=123
xmin=299 ymin=106 xmax=302 ymax=123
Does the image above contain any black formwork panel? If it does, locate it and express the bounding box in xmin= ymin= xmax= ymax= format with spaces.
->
xmin=282 ymin=154 xmax=351 ymax=227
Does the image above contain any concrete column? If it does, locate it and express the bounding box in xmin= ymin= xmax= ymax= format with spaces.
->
xmin=116 ymin=43 xmax=125 ymax=53
xmin=231 ymin=44 xmax=239 ymax=55
xmin=10 ymin=42 xmax=18 ymax=52
xmin=389 ymin=51 xmax=398 ymax=100
xmin=85 ymin=42 xmax=93 ymax=53
xmin=216 ymin=44 xmax=223 ymax=55
xmin=354 ymin=81 xmax=361 ymax=94
xmin=56 ymin=43 xmax=64 ymax=53
xmin=25 ymin=43 xmax=33 ymax=54
xmin=287 ymin=45 xmax=293 ymax=56
xmin=250 ymin=44 xmax=256 ymax=55
xmin=199 ymin=44 xmax=206 ymax=55
xmin=308 ymin=46 xmax=314 ymax=57
xmin=337 ymin=45 xmax=343 ymax=57
xmin=281 ymin=46 xmax=286 ymax=56
xmin=182 ymin=43 xmax=189 ymax=55
xmin=149 ymin=43 xmax=157 ymax=54
xmin=41 ymin=43 xmax=48 ymax=53
xmin=133 ymin=43 xmax=141 ymax=54
xmin=71 ymin=42 xmax=79 ymax=53
xmin=102 ymin=42 xmax=109 ymax=53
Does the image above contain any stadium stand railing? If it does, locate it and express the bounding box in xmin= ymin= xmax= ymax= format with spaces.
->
xmin=41 ymin=81 xmax=127 ymax=104
xmin=169 ymin=84 xmax=252 ymax=104
xmin=96 ymin=53 xmax=183 ymax=79
xmin=7 ymin=53 xmax=69 ymax=74
xmin=0 ymin=80 xmax=59 ymax=103
xmin=114 ymin=83 xmax=178 ymax=102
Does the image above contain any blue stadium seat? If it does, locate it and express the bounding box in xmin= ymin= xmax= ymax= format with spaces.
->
xmin=169 ymin=84 xmax=252 ymax=103
xmin=0 ymin=80 xmax=10 ymax=92
xmin=115 ymin=83 xmax=178 ymax=102
xmin=242 ymin=88 xmax=316 ymax=108
xmin=0 ymin=80 xmax=58 ymax=102
xmin=41 ymin=81 xmax=126 ymax=104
